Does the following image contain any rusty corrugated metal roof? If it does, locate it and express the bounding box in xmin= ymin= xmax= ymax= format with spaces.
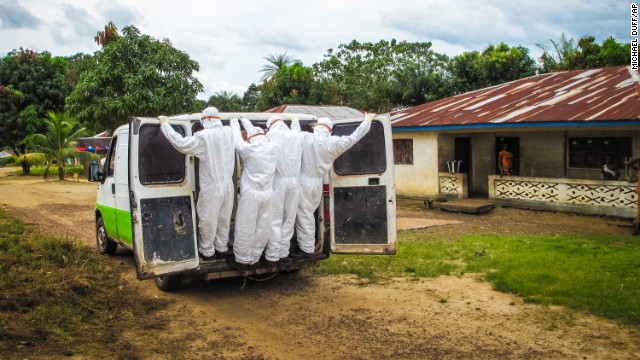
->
xmin=391 ymin=66 xmax=640 ymax=128
xmin=267 ymin=105 xmax=363 ymax=119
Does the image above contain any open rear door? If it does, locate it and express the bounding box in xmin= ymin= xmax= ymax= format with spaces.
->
xmin=129 ymin=117 xmax=199 ymax=279
xmin=329 ymin=117 xmax=397 ymax=254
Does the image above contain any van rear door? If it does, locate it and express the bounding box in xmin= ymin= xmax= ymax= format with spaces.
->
xmin=129 ymin=117 xmax=199 ymax=280
xmin=329 ymin=117 xmax=397 ymax=254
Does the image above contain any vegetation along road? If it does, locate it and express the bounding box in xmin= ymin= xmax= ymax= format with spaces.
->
xmin=0 ymin=168 xmax=639 ymax=359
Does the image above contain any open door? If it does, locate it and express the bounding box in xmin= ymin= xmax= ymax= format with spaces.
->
xmin=329 ymin=117 xmax=397 ymax=254
xmin=129 ymin=117 xmax=199 ymax=280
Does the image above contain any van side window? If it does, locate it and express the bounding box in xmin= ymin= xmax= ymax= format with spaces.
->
xmin=138 ymin=124 xmax=186 ymax=184
xmin=106 ymin=136 xmax=118 ymax=177
xmin=333 ymin=121 xmax=386 ymax=175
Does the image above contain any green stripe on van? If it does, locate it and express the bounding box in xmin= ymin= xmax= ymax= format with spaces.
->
xmin=96 ymin=204 xmax=132 ymax=246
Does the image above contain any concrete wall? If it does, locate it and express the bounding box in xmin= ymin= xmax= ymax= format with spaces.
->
xmin=392 ymin=131 xmax=439 ymax=197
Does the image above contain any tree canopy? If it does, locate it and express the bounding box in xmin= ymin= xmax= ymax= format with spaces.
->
xmin=449 ymin=42 xmax=537 ymax=93
xmin=537 ymin=35 xmax=630 ymax=73
xmin=313 ymin=39 xmax=451 ymax=112
xmin=65 ymin=25 xmax=203 ymax=132
xmin=0 ymin=49 xmax=70 ymax=155
xmin=207 ymin=90 xmax=243 ymax=112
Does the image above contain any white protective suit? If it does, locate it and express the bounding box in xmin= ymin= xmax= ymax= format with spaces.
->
xmin=294 ymin=115 xmax=373 ymax=254
xmin=264 ymin=115 xmax=304 ymax=261
xmin=230 ymin=118 xmax=278 ymax=265
xmin=159 ymin=107 xmax=235 ymax=258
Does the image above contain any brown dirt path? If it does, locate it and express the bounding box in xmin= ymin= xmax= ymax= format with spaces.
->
xmin=0 ymin=167 xmax=639 ymax=359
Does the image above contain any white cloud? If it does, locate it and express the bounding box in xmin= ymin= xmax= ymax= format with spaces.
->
xmin=0 ymin=0 xmax=631 ymax=99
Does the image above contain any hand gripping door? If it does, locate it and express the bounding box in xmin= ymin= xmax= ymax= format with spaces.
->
xmin=329 ymin=117 xmax=397 ymax=254
xmin=129 ymin=117 xmax=199 ymax=279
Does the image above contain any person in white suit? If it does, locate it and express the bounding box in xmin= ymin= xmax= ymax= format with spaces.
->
xmin=264 ymin=115 xmax=304 ymax=263
xmin=158 ymin=107 xmax=235 ymax=260
xmin=292 ymin=113 xmax=374 ymax=257
xmin=229 ymin=117 xmax=278 ymax=272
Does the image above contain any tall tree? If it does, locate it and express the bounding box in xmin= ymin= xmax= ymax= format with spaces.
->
xmin=259 ymin=52 xmax=298 ymax=82
xmin=0 ymin=49 xmax=70 ymax=172
xmin=537 ymin=34 xmax=630 ymax=72
xmin=28 ymin=112 xmax=86 ymax=180
xmin=255 ymin=62 xmax=316 ymax=111
xmin=66 ymin=24 xmax=203 ymax=132
xmin=314 ymin=39 xmax=450 ymax=112
xmin=449 ymin=42 xmax=536 ymax=93
xmin=207 ymin=90 xmax=243 ymax=111
xmin=241 ymin=83 xmax=260 ymax=111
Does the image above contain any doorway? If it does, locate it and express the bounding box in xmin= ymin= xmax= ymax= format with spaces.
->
xmin=454 ymin=137 xmax=472 ymax=192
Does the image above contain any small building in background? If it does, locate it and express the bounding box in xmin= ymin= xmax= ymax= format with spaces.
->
xmin=0 ymin=150 xmax=14 ymax=160
xmin=390 ymin=66 xmax=640 ymax=218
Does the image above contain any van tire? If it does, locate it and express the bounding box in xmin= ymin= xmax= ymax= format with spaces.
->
xmin=96 ymin=217 xmax=117 ymax=255
xmin=154 ymin=275 xmax=183 ymax=292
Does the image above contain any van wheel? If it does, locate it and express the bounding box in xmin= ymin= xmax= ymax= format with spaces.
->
xmin=154 ymin=275 xmax=183 ymax=292
xmin=96 ymin=217 xmax=117 ymax=255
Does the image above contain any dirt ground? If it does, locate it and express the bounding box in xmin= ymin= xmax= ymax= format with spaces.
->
xmin=0 ymin=167 xmax=639 ymax=359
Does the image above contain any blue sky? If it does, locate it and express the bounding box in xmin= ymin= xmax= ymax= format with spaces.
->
xmin=0 ymin=0 xmax=630 ymax=100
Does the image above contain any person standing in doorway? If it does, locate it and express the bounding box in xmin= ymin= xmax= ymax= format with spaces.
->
xmin=498 ymin=143 xmax=513 ymax=176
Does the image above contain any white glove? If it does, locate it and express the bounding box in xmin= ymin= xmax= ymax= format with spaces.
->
xmin=158 ymin=116 xmax=169 ymax=125
xmin=291 ymin=115 xmax=300 ymax=123
xmin=230 ymin=118 xmax=239 ymax=125
xmin=364 ymin=113 xmax=376 ymax=122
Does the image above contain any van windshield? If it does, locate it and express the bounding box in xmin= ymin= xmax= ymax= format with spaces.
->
xmin=138 ymin=124 xmax=185 ymax=184
xmin=333 ymin=121 xmax=386 ymax=175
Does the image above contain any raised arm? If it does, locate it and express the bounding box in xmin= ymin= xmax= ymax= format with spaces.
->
xmin=327 ymin=114 xmax=374 ymax=160
xmin=158 ymin=116 xmax=204 ymax=156
xmin=290 ymin=115 xmax=301 ymax=133
xmin=230 ymin=118 xmax=250 ymax=152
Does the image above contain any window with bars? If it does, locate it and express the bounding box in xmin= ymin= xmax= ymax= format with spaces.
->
xmin=568 ymin=137 xmax=631 ymax=169
xmin=393 ymin=139 xmax=413 ymax=165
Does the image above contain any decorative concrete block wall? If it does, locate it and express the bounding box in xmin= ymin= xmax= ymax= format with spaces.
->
xmin=438 ymin=172 xmax=468 ymax=198
xmin=488 ymin=175 xmax=637 ymax=218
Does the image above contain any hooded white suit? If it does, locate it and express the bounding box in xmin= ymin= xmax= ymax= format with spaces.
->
xmin=294 ymin=116 xmax=372 ymax=254
xmin=264 ymin=115 xmax=304 ymax=261
xmin=230 ymin=118 xmax=278 ymax=265
xmin=160 ymin=107 xmax=235 ymax=258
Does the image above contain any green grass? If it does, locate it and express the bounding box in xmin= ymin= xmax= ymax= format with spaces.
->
xmin=0 ymin=209 xmax=170 ymax=358
xmin=13 ymin=165 xmax=84 ymax=177
xmin=311 ymin=230 xmax=640 ymax=325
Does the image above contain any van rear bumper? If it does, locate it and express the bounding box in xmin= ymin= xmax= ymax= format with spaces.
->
xmin=174 ymin=252 xmax=330 ymax=280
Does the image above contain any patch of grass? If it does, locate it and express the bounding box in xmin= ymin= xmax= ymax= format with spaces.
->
xmin=0 ymin=209 xmax=171 ymax=358
xmin=13 ymin=165 xmax=84 ymax=177
xmin=311 ymin=230 xmax=640 ymax=325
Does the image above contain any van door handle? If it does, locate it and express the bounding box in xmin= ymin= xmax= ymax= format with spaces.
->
xmin=111 ymin=183 xmax=115 ymax=194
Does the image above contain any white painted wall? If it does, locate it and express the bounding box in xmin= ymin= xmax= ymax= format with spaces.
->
xmin=392 ymin=131 xmax=439 ymax=197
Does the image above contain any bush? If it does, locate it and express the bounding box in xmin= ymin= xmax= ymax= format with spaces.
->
xmin=14 ymin=165 xmax=85 ymax=177
xmin=0 ymin=157 xmax=15 ymax=167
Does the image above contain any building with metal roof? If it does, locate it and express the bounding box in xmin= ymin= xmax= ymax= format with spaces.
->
xmin=389 ymin=66 xmax=640 ymax=219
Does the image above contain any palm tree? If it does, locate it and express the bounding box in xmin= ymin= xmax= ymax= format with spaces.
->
xmin=259 ymin=52 xmax=298 ymax=82
xmin=536 ymin=33 xmax=577 ymax=72
xmin=95 ymin=21 xmax=119 ymax=47
xmin=207 ymin=90 xmax=243 ymax=111
xmin=28 ymin=112 xmax=86 ymax=180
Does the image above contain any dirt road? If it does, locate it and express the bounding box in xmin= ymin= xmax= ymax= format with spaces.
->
xmin=1 ymin=168 xmax=639 ymax=359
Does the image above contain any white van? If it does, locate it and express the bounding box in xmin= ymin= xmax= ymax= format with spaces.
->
xmin=90 ymin=112 xmax=396 ymax=291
